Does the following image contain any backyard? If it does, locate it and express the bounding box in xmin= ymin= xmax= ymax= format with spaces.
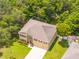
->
xmin=0 ymin=42 xmax=31 ymax=59
xmin=43 ymin=39 xmax=68 ymax=59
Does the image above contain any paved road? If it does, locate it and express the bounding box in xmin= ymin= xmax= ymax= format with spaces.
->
xmin=24 ymin=46 xmax=47 ymax=59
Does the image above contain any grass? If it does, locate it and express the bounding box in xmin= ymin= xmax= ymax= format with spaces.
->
xmin=1 ymin=39 xmax=68 ymax=59
xmin=43 ymin=39 xmax=68 ymax=59
xmin=1 ymin=42 xmax=31 ymax=59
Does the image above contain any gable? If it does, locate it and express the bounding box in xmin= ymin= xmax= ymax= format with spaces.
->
xmin=43 ymin=26 xmax=56 ymax=42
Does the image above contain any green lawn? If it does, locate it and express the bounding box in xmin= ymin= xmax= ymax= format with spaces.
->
xmin=43 ymin=39 xmax=68 ymax=59
xmin=1 ymin=42 xmax=31 ymax=59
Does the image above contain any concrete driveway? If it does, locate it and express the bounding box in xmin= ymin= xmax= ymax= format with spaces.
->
xmin=62 ymin=42 xmax=79 ymax=59
xmin=24 ymin=46 xmax=47 ymax=59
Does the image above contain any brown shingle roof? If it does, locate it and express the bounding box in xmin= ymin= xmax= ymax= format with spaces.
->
xmin=19 ymin=19 xmax=56 ymax=43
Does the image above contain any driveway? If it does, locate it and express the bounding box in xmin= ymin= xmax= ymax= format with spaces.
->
xmin=24 ymin=46 xmax=47 ymax=59
xmin=62 ymin=42 xmax=79 ymax=59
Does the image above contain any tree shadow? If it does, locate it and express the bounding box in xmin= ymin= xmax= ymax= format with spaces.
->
xmin=0 ymin=52 xmax=3 ymax=57
xmin=58 ymin=40 xmax=69 ymax=48
xmin=48 ymin=37 xmax=58 ymax=51
xmin=10 ymin=56 xmax=16 ymax=59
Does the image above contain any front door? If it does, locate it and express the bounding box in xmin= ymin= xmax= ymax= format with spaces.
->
xmin=27 ymin=34 xmax=33 ymax=47
xmin=29 ymin=39 xmax=33 ymax=47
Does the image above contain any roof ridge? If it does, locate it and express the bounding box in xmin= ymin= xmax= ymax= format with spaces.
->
xmin=30 ymin=19 xmax=56 ymax=27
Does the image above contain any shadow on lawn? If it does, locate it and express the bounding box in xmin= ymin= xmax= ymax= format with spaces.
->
xmin=48 ymin=38 xmax=58 ymax=51
xmin=0 ymin=52 xmax=3 ymax=57
xmin=58 ymin=40 xmax=69 ymax=48
xmin=9 ymin=56 xmax=16 ymax=59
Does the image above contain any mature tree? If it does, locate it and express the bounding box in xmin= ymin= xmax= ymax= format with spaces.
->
xmin=57 ymin=23 xmax=72 ymax=36
xmin=0 ymin=29 xmax=11 ymax=47
xmin=0 ymin=0 xmax=26 ymax=47
xmin=57 ymin=11 xmax=69 ymax=23
xmin=64 ymin=11 xmax=79 ymax=35
xmin=0 ymin=0 xmax=79 ymax=47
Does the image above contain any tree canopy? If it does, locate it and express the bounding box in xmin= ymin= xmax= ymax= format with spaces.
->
xmin=0 ymin=0 xmax=79 ymax=46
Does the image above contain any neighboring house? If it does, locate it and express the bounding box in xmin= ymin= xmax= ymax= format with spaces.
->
xmin=68 ymin=36 xmax=79 ymax=45
xmin=62 ymin=42 xmax=79 ymax=59
xmin=18 ymin=19 xmax=57 ymax=49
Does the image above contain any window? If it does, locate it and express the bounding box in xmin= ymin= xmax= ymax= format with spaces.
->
xmin=19 ymin=34 xmax=26 ymax=37
xmin=20 ymin=39 xmax=26 ymax=42
xmin=19 ymin=34 xmax=27 ymax=40
xmin=38 ymin=40 xmax=41 ymax=42
xmin=34 ymin=39 xmax=37 ymax=41
xmin=40 ymin=40 xmax=42 ymax=43
xmin=43 ymin=42 xmax=47 ymax=44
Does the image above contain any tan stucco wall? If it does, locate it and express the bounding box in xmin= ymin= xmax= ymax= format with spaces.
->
xmin=19 ymin=32 xmax=57 ymax=50
xmin=32 ymin=32 xmax=57 ymax=50
xmin=33 ymin=40 xmax=49 ymax=49
xmin=19 ymin=35 xmax=27 ymax=43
